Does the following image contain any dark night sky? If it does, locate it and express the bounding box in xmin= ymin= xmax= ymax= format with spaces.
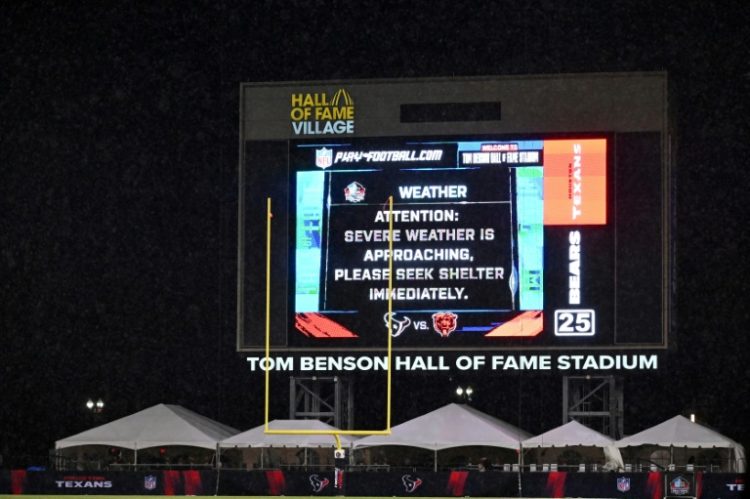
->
xmin=2 ymin=2 xmax=749 ymax=464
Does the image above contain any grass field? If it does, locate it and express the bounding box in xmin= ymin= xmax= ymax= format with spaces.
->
xmin=0 ymin=496 xmax=476 ymax=499
xmin=3 ymin=496 xmax=400 ymax=499
xmin=2 ymin=496 xmax=577 ymax=499
xmin=0 ymin=497 xmax=513 ymax=499
xmin=0 ymin=496 xmax=578 ymax=499
xmin=0 ymin=496 xmax=530 ymax=499
xmin=0 ymin=496 xmax=393 ymax=499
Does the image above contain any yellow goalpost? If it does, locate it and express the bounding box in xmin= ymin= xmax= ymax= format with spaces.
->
xmin=263 ymin=196 xmax=395 ymax=451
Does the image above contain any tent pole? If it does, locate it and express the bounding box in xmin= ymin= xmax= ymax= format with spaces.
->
xmin=517 ymin=444 xmax=523 ymax=499
xmin=214 ymin=443 xmax=222 ymax=496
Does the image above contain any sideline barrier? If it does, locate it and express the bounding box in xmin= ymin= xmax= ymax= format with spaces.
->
xmin=0 ymin=469 xmax=745 ymax=497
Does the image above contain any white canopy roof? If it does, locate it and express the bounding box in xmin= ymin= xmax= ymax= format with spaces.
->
xmin=55 ymin=403 xmax=238 ymax=450
xmin=616 ymin=415 xmax=745 ymax=473
xmin=523 ymin=420 xmax=615 ymax=447
xmin=353 ymin=403 xmax=531 ymax=451
xmin=220 ymin=419 xmax=357 ymax=448
xmin=524 ymin=419 xmax=625 ymax=470
xmin=617 ymin=415 xmax=743 ymax=449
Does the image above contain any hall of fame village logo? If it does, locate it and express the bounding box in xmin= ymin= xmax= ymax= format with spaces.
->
xmin=291 ymin=89 xmax=355 ymax=136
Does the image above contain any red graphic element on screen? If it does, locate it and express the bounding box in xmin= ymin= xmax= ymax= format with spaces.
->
xmin=295 ymin=313 xmax=359 ymax=338
xmin=484 ymin=310 xmax=543 ymax=337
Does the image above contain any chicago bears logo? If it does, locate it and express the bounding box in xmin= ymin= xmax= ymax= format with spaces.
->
xmin=402 ymin=474 xmax=423 ymax=493
xmin=309 ymin=474 xmax=330 ymax=493
xmin=432 ymin=312 xmax=458 ymax=337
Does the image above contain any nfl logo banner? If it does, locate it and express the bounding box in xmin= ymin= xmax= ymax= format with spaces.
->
xmin=616 ymin=476 xmax=630 ymax=493
xmin=143 ymin=475 xmax=158 ymax=491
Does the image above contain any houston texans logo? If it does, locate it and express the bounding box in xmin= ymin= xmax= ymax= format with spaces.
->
xmin=309 ymin=474 xmax=330 ymax=493
xmin=384 ymin=312 xmax=411 ymax=337
xmin=402 ymin=474 xmax=423 ymax=493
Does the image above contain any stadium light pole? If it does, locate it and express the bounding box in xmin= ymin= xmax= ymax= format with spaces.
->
xmin=456 ymin=386 xmax=473 ymax=402
xmin=86 ymin=398 xmax=105 ymax=414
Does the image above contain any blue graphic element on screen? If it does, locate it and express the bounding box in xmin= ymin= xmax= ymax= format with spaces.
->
xmin=516 ymin=167 xmax=544 ymax=309
xmin=295 ymin=171 xmax=325 ymax=312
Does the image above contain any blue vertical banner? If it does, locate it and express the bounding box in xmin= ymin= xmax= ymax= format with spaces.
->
xmin=295 ymin=171 xmax=325 ymax=312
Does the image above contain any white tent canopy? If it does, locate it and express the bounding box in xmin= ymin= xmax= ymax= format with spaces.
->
xmin=523 ymin=420 xmax=624 ymax=470
xmin=616 ymin=415 xmax=746 ymax=473
xmin=524 ymin=420 xmax=615 ymax=448
xmin=55 ymin=403 xmax=238 ymax=450
xmin=353 ymin=403 xmax=530 ymax=451
xmin=220 ymin=419 xmax=357 ymax=448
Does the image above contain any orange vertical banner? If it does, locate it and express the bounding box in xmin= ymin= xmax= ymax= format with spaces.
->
xmin=543 ymin=139 xmax=607 ymax=225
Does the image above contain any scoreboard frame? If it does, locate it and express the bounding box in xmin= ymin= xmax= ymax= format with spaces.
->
xmin=237 ymin=73 xmax=672 ymax=354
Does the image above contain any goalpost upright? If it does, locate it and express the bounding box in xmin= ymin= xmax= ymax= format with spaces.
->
xmin=263 ymin=196 xmax=396 ymax=449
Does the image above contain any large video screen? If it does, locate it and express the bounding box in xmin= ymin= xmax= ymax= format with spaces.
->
xmin=240 ymin=132 xmax=666 ymax=351
xmin=292 ymin=135 xmax=609 ymax=349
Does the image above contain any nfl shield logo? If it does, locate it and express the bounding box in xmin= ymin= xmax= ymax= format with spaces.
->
xmin=616 ymin=477 xmax=630 ymax=492
xmin=144 ymin=475 xmax=157 ymax=490
xmin=316 ymin=148 xmax=333 ymax=169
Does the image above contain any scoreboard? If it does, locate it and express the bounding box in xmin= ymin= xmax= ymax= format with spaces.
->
xmin=238 ymin=74 xmax=671 ymax=354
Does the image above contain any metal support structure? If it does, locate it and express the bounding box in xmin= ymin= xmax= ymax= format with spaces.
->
xmin=289 ymin=376 xmax=354 ymax=429
xmin=563 ymin=375 xmax=624 ymax=439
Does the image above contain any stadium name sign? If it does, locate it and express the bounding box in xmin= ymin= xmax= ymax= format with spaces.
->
xmin=246 ymin=353 xmax=658 ymax=372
